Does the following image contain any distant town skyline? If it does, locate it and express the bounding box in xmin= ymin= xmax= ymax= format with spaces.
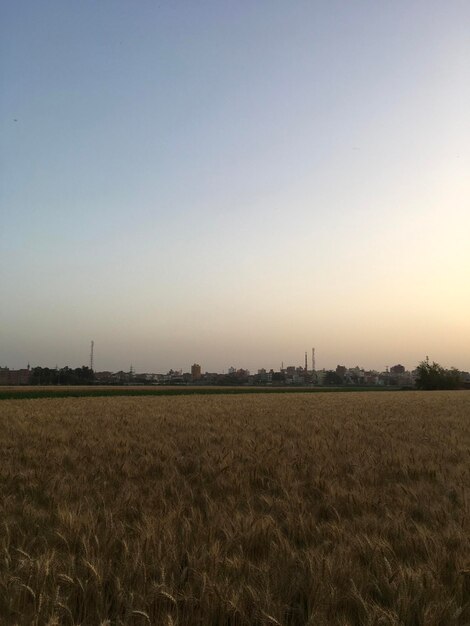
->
xmin=1 ymin=342 xmax=467 ymax=377
xmin=3 ymin=356 xmax=469 ymax=388
xmin=1 ymin=2 xmax=469 ymax=372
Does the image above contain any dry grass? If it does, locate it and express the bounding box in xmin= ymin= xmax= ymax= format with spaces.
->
xmin=1 ymin=391 xmax=469 ymax=625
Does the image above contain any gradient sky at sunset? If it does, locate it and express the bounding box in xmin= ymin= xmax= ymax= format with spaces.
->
xmin=1 ymin=1 xmax=469 ymax=372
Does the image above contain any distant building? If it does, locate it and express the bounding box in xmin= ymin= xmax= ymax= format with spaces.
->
xmin=191 ymin=363 xmax=202 ymax=381
xmin=0 ymin=366 xmax=31 ymax=385
xmin=364 ymin=371 xmax=380 ymax=385
xmin=236 ymin=368 xmax=249 ymax=378
xmin=94 ymin=371 xmax=113 ymax=383
xmin=254 ymin=368 xmax=272 ymax=384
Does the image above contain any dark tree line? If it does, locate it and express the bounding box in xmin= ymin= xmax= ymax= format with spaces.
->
xmin=323 ymin=370 xmax=344 ymax=385
xmin=415 ymin=360 xmax=461 ymax=390
xmin=30 ymin=366 xmax=94 ymax=385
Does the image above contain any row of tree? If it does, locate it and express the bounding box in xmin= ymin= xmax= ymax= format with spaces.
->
xmin=30 ymin=366 xmax=94 ymax=386
xmin=415 ymin=360 xmax=462 ymax=390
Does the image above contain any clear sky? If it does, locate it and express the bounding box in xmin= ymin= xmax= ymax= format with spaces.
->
xmin=1 ymin=1 xmax=469 ymax=373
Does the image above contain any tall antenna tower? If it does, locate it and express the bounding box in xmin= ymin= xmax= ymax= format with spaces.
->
xmin=312 ymin=347 xmax=316 ymax=371
xmin=304 ymin=351 xmax=308 ymax=372
xmin=89 ymin=340 xmax=94 ymax=371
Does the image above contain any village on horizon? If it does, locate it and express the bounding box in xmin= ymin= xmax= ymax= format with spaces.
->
xmin=2 ymin=345 xmax=469 ymax=388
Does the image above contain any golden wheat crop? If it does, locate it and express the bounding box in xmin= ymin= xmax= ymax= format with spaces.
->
xmin=1 ymin=391 xmax=469 ymax=625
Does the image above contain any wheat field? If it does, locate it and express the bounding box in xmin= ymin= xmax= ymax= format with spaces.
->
xmin=1 ymin=391 xmax=469 ymax=625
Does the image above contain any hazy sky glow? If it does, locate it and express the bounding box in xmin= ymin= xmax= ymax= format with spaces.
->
xmin=1 ymin=1 xmax=469 ymax=372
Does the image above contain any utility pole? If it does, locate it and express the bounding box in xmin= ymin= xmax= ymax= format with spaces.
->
xmin=90 ymin=340 xmax=94 ymax=372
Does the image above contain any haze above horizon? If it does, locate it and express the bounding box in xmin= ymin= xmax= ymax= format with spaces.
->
xmin=1 ymin=1 xmax=469 ymax=373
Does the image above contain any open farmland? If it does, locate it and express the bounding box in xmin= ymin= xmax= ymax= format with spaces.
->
xmin=0 ymin=386 xmax=390 ymax=401
xmin=1 ymin=391 xmax=470 ymax=625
